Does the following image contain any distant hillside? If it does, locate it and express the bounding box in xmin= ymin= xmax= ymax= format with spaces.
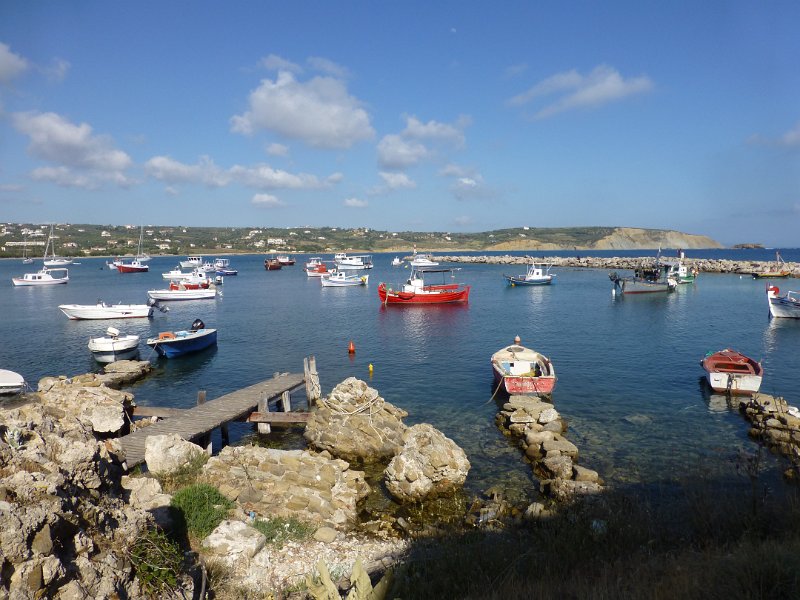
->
xmin=0 ymin=224 xmax=722 ymax=258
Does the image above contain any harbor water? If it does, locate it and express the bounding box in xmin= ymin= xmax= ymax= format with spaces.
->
xmin=2 ymin=249 xmax=799 ymax=501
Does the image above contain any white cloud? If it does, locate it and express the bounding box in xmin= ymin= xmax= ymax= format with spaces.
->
xmin=145 ymin=155 xmax=229 ymax=187
xmin=403 ymin=115 xmax=468 ymax=147
xmin=508 ymin=64 xmax=653 ymax=119
xmin=379 ymin=171 xmax=416 ymax=189
xmin=30 ymin=166 xmax=96 ymax=189
xmin=307 ymin=56 xmax=349 ymax=78
xmin=439 ymin=163 xmax=473 ymax=178
xmin=231 ymin=70 xmax=374 ymax=149
xmin=343 ymin=197 xmax=368 ymax=208
xmin=42 ymin=57 xmax=70 ymax=82
xmin=0 ymin=43 xmax=28 ymax=83
xmin=377 ymin=134 xmax=429 ymax=169
xmin=252 ymin=193 xmax=284 ymax=207
xmin=260 ymin=54 xmax=302 ymax=73
xmin=229 ymin=164 xmax=330 ymax=189
xmin=12 ymin=111 xmax=132 ymax=172
xmin=0 ymin=183 xmax=24 ymax=192
xmin=266 ymin=142 xmax=289 ymax=157
xmin=780 ymin=122 xmax=800 ymax=146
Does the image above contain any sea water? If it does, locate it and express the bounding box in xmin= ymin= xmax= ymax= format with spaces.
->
xmin=1 ymin=249 xmax=798 ymax=500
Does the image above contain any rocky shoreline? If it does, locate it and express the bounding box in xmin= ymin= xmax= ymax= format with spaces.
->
xmin=435 ymin=254 xmax=799 ymax=277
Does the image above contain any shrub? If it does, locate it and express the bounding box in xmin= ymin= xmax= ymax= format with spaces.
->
xmin=252 ymin=516 xmax=315 ymax=547
xmin=153 ymin=452 xmax=209 ymax=493
xmin=130 ymin=528 xmax=183 ymax=597
xmin=170 ymin=483 xmax=233 ymax=539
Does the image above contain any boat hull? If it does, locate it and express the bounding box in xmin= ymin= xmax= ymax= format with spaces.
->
xmin=0 ymin=369 xmax=25 ymax=395
xmin=504 ymin=275 xmax=554 ymax=286
xmin=492 ymin=368 xmax=557 ymax=395
xmin=116 ymin=263 xmax=149 ymax=273
xmin=378 ymin=283 xmax=470 ymax=304
xmin=88 ymin=335 xmax=140 ymax=363
xmin=12 ymin=269 xmax=69 ymax=286
xmin=767 ymin=287 xmax=800 ymax=318
xmin=612 ymin=278 xmax=675 ymax=294
xmin=705 ymin=372 xmax=762 ymax=395
xmin=147 ymin=288 xmax=218 ymax=301
xmin=146 ymin=329 xmax=217 ymax=358
xmin=701 ymin=349 xmax=763 ymax=396
xmin=320 ymin=274 xmax=369 ymax=287
xmin=490 ymin=342 xmax=557 ymax=396
xmin=59 ymin=303 xmax=153 ymax=319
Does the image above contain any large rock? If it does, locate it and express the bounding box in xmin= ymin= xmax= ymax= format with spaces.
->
xmin=144 ymin=433 xmax=205 ymax=474
xmin=304 ymin=378 xmax=408 ymax=463
xmin=202 ymin=520 xmax=267 ymax=566
xmin=384 ymin=424 xmax=470 ymax=503
xmin=36 ymin=374 xmax=134 ymax=434
xmin=201 ymin=446 xmax=370 ymax=529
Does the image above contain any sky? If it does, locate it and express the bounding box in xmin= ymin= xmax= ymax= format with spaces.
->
xmin=0 ymin=1 xmax=798 ymax=246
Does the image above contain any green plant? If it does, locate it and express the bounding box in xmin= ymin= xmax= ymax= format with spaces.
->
xmin=170 ymin=483 xmax=233 ymax=539
xmin=252 ymin=516 xmax=315 ymax=547
xmin=153 ymin=453 xmax=209 ymax=493
xmin=129 ymin=528 xmax=183 ymax=598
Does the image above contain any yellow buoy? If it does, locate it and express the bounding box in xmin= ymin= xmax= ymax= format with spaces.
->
xmin=368 ymin=363 xmax=374 ymax=373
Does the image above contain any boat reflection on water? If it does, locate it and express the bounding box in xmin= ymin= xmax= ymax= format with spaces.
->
xmin=698 ymin=377 xmax=738 ymax=414
xmin=377 ymin=302 xmax=469 ymax=363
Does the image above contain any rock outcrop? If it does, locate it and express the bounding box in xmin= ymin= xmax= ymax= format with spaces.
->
xmin=384 ymin=424 xmax=471 ymax=503
xmin=201 ymin=445 xmax=370 ymax=529
xmin=304 ymin=377 xmax=408 ymax=463
xmin=144 ymin=433 xmax=206 ymax=474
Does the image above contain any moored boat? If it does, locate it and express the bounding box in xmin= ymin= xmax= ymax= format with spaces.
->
xmin=0 ymin=369 xmax=26 ymax=395
xmin=391 ymin=256 xmax=403 ymax=266
xmin=305 ymin=257 xmax=333 ymax=277
xmin=609 ymin=263 xmax=677 ymax=294
xmin=59 ymin=301 xmax=155 ymax=320
xmin=116 ymin=259 xmax=149 ymax=273
xmin=214 ymin=258 xmax=238 ymax=276
xmin=146 ymin=319 xmax=217 ymax=358
xmin=334 ymin=253 xmax=373 ymax=270
xmin=320 ymin=272 xmax=369 ymax=287
xmin=264 ymin=256 xmax=282 ymax=270
xmin=409 ymin=251 xmax=439 ymax=267
xmin=12 ymin=267 xmax=69 ymax=287
xmin=701 ymin=349 xmax=763 ymax=396
xmin=504 ymin=262 xmax=556 ymax=286
xmin=42 ymin=225 xmax=73 ymax=267
xmin=277 ymin=254 xmax=296 ymax=266
xmin=180 ymin=256 xmax=204 ymax=269
xmin=752 ymin=251 xmax=791 ymax=279
xmin=491 ymin=336 xmax=556 ymax=396
xmin=378 ymin=267 xmax=470 ymax=305
xmin=767 ymin=285 xmax=800 ymax=319
xmin=87 ymin=327 xmax=140 ymax=363
xmin=147 ymin=286 xmax=218 ymax=301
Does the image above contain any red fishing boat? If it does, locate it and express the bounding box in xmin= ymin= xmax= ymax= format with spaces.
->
xmin=264 ymin=256 xmax=282 ymax=270
xmin=116 ymin=259 xmax=149 ymax=273
xmin=491 ymin=336 xmax=557 ymax=396
xmin=378 ymin=267 xmax=470 ymax=305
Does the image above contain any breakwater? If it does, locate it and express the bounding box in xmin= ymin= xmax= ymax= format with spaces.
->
xmin=436 ymin=255 xmax=799 ymax=277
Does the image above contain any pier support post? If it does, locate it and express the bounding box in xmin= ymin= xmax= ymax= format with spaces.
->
xmin=257 ymin=395 xmax=271 ymax=435
xmin=304 ymin=355 xmax=321 ymax=407
xmin=197 ymin=390 xmax=212 ymax=454
xmin=281 ymin=391 xmax=291 ymax=412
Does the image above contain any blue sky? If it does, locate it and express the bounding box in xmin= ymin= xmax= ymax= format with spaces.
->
xmin=1 ymin=1 xmax=798 ymax=246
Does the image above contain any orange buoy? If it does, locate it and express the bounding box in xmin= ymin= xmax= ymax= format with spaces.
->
xmin=348 ymin=340 xmax=355 ymax=354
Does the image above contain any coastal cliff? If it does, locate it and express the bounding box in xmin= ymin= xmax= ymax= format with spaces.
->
xmin=486 ymin=227 xmax=720 ymax=251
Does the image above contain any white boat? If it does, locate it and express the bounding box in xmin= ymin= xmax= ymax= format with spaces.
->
xmin=701 ymin=349 xmax=763 ymax=396
xmin=0 ymin=369 xmax=26 ymax=395
xmin=767 ymin=285 xmax=800 ymax=319
xmin=59 ymin=301 xmax=154 ymax=320
xmin=320 ymin=272 xmax=369 ymax=287
xmin=12 ymin=267 xmax=69 ymax=286
xmin=22 ymin=235 xmax=34 ymax=264
xmin=409 ymin=251 xmax=439 ymax=267
xmin=42 ymin=225 xmax=73 ymax=267
xmin=179 ymin=256 xmax=204 ymax=269
xmin=214 ymin=258 xmax=238 ymax=276
xmin=504 ymin=263 xmax=556 ymax=286
xmin=87 ymin=327 xmax=140 ymax=363
xmin=391 ymin=256 xmax=403 ymax=266
xmin=161 ymin=267 xmax=209 ymax=283
xmin=334 ymin=253 xmax=373 ymax=270
xmin=147 ymin=286 xmax=219 ymax=301
xmin=107 ymin=258 xmax=123 ymax=270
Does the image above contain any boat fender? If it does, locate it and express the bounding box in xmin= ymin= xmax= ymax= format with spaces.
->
xmin=158 ymin=332 xmax=176 ymax=340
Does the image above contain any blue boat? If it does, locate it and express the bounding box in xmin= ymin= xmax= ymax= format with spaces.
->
xmin=146 ymin=319 xmax=217 ymax=358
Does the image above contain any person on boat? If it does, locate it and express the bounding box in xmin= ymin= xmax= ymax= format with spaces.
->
xmin=533 ymin=363 xmax=542 ymax=377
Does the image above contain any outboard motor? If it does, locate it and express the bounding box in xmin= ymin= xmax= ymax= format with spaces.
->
xmin=191 ymin=318 xmax=205 ymax=331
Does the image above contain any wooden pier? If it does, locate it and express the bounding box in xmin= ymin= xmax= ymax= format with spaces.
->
xmin=119 ymin=370 xmax=310 ymax=469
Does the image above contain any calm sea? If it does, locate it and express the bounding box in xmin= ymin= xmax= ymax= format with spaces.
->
xmin=2 ymin=248 xmax=799 ymax=501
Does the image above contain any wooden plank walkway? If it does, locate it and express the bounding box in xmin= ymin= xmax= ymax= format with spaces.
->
xmin=119 ymin=372 xmax=305 ymax=468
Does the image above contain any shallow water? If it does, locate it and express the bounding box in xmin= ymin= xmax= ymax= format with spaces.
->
xmin=2 ymin=251 xmax=798 ymax=499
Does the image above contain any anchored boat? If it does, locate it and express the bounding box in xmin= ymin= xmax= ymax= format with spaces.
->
xmin=767 ymin=285 xmax=800 ymax=319
xmin=491 ymin=336 xmax=556 ymax=396
xmin=378 ymin=267 xmax=470 ymax=305
xmin=88 ymin=327 xmax=140 ymax=363
xmin=701 ymin=349 xmax=763 ymax=396
xmin=146 ymin=319 xmax=217 ymax=358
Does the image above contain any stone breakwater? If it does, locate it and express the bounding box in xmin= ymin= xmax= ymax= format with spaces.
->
xmin=437 ymin=255 xmax=800 ymax=277
xmin=496 ymin=395 xmax=603 ymax=504
xmin=738 ymin=393 xmax=800 ymax=478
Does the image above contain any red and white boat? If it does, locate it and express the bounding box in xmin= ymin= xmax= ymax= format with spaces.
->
xmin=116 ymin=259 xmax=149 ymax=273
xmin=701 ymin=349 xmax=763 ymax=396
xmin=305 ymin=257 xmax=333 ymax=277
xmin=277 ymin=254 xmax=296 ymax=266
xmin=264 ymin=256 xmax=282 ymax=270
xmin=767 ymin=285 xmax=800 ymax=319
xmin=491 ymin=336 xmax=557 ymax=396
xmin=378 ymin=267 xmax=470 ymax=305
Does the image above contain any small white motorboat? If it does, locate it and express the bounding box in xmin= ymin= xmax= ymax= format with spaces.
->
xmin=409 ymin=252 xmax=439 ymax=267
xmin=0 ymin=369 xmax=26 ymax=395
xmin=767 ymin=286 xmax=800 ymax=319
xmin=147 ymin=286 xmax=219 ymax=301
xmin=12 ymin=267 xmax=69 ymax=286
xmin=88 ymin=327 xmax=140 ymax=363
xmin=320 ymin=272 xmax=369 ymax=287
xmin=59 ymin=300 xmax=155 ymax=320
xmin=391 ymin=256 xmax=403 ymax=266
